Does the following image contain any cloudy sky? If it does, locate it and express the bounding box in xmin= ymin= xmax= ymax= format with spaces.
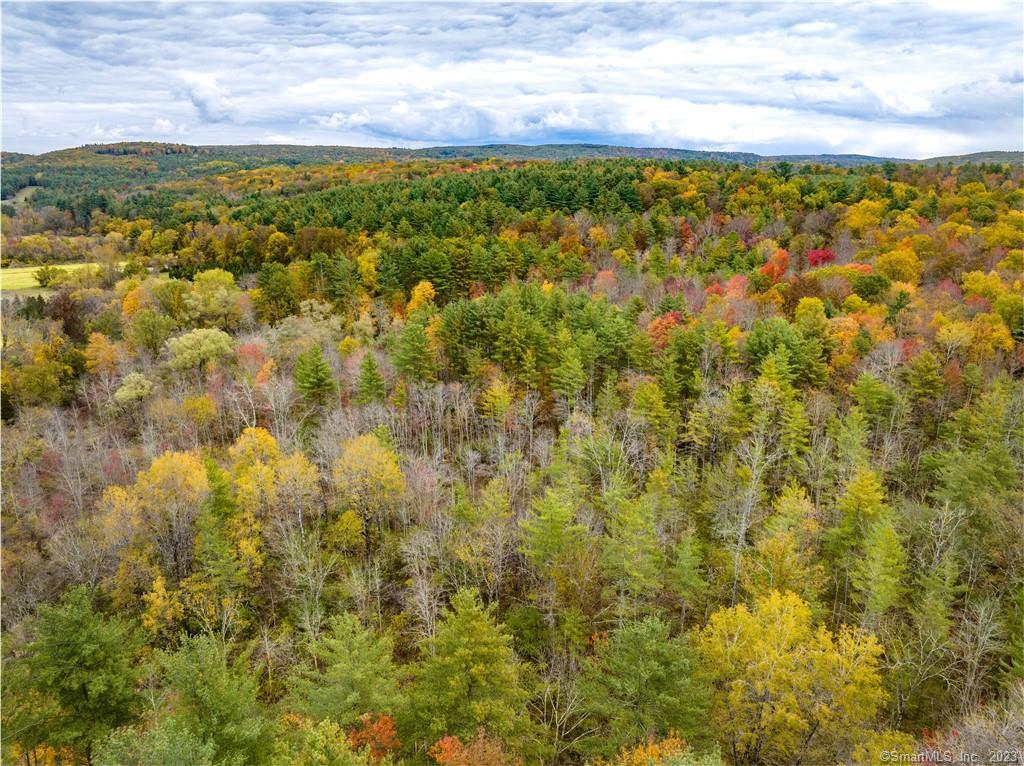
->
xmin=3 ymin=1 xmax=1022 ymax=157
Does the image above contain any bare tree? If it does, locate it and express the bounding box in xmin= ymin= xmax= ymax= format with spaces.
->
xmin=952 ymin=599 xmax=1005 ymax=717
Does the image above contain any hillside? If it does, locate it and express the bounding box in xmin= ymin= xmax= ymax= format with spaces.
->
xmin=3 ymin=141 xmax=1020 ymax=206
xmin=3 ymin=148 xmax=1023 ymax=766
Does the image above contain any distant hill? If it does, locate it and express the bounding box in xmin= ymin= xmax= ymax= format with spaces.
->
xmin=2 ymin=141 xmax=1020 ymax=203
xmin=410 ymin=143 xmax=765 ymax=164
xmin=908 ymin=150 xmax=1023 ymax=165
xmin=12 ymin=141 xmax=1023 ymax=166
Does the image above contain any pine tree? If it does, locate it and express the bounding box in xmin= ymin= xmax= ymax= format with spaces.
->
xmin=158 ymin=635 xmax=274 ymax=766
xmin=576 ymin=617 xmax=707 ymax=756
xmin=294 ymin=345 xmax=336 ymax=405
xmin=286 ymin=614 xmax=401 ymax=725
xmin=852 ymin=517 xmax=907 ymax=627
xmin=647 ymin=243 xmax=668 ymax=278
xmin=904 ymin=349 xmax=944 ymax=432
xmin=666 ymin=534 xmax=707 ymax=627
xmin=602 ymin=488 xmax=663 ymax=614
xmin=191 ymin=462 xmax=247 ymax=608
xmin=826 ymin=467 xmax=889 ymax=570
xmin=392 ymin=321 xmax=436 ymax=382
xmin=520 ymin=484 xmax=586 ymax=580
xmin=403 ymin=589 xmax=530 ymax=749
xmin=551 ymin=335 xmax=586 ymax=400
xmin=630 ymin=379 xmax=676 ymax=444
xmin=13 ymin=588 xmax=141 ymax=760
xmin=655 ymin=351 xmax=682 ymax=407
xmin=94 ymin=717 xmax=215 ymax=766
xmin=355 ymin=351 xmax=386 ymax=404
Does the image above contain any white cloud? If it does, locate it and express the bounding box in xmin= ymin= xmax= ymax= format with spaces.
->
xmin=178 ymin=72 xmax=235 ymax=123
xmin=151 ymin=118 xmax=186 ymax=135
xmin=2 ymin=2 xmax=1022 ymax=157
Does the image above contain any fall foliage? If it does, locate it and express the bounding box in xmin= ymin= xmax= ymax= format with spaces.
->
xmin=2 ymin=152 xmax=1022 ymax=765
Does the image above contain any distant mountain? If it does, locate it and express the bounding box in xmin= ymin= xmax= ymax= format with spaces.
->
xmin=10 ymin=141 xmax=1022 ymax=166
xmin=410 ymin=143 xmax=765 ymax=164
xmin=909 ymin=150 xmax=1023 ymax=165
xmin=2 ymin=141 xmax=1020 ymax=202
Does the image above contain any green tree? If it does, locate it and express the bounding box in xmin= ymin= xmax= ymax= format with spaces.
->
xmin=186 ymin=268 xmax=243 ymax=329
xmin=851 ymin=518 xmax=907 ymax=627
xmin=666 ymin=534 xmax=708 ymax=627
xmin=34 ymin=263 xmax=62 ymax=287
xmin=165 ymin=328 xmax=234 ymax=372
xmin=904 ymin=349 xmax=943 ymax=404
xmin=551 ymin=330 xmax=587 ymax=400
xmin=576 ymin=617 xmax=707 ymax=756
xmin=114 ymin=371 xmax=155 ymax=406
xmin=16 ymin=587 xmax=141 ymax=760
xmin=601 ymin=488 xmax=664 ymax=614
xmin=403 ymin=589 xmax=530 ymax=750
xmin=520 ymin=483 xmax=587 ymax=583
xmin=294 ymin=345 xmax=336 ymax=406
xmin=826 ymin=467 xmax=889 ymax=574
xmin=130 ymin=308 xmax=177 ymax=356
xmin=158 ymin=635 xmax=275 ymax=766
xmin=286 ymin=613 xmax=401 ymax=725
xmin=392 ymin=321 xmax=436 ymax=382
xmin=257 ymin=262 xmax=299 ymax=322
xmin=631 ymin=379 xmax=676 ymax=444
xmin=95 ymin=716 xmax=215 ymax=766
xmin=851 ymin=372 xmax=900 ymax=425
xmin=355 ymin=351 xmax=386 ymax=405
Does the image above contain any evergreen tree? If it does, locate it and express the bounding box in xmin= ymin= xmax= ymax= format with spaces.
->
xmin=158 ymin=635 xmax=275 ymax=766
xmin=294 ymin=345 xmax=336 ymax=405
xmin=601 ymin=488 xmax=664 ymax=614
xmin=666 ymin=534 xmax=708 ymax=627
xmin=193 ymin=461 xmax=246 ymax=598
xmin=551 ymin=339 xmax=586 ymax=400
xmin=257 ymin=263 xmax=299 ymax=323
xmin=576 ymin=617 xmax=707 ymax=756
xmin=826 ymin=467 xmax=889 ymax=572
xmin=355 ymin=351 xmax=386 ymax=404
xmin=392 ymin=321 xmax=436 ymax=382
xmin=15 ymin=587 xmax=141 ymax=760
xmin=631 ymin=379 xmax=676 ymax=444
xmin=905 ymin=349 xmax=943 ymax=404
xmin=852 ymin=517 xmax=907 ymax=627
xmin=520 ymin=484 xmax=586 ymax=581
xmin=95 ymin=717 xmax=216 ymax=766
xmin=403 ymin=589 xmax=530 ymax=750
xmin=286 ymin=614 xmax=401 ymax=725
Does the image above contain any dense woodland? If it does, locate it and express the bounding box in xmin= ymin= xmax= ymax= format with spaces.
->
xmin=1 ymin=150 xmax=1022 ymax=766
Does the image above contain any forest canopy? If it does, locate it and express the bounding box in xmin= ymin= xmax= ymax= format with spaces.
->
xmin=1 ymin=151 xmax=1022 ymax=766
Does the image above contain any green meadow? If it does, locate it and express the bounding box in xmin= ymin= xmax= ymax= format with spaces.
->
xmin=0 ymin=263 xmax=98 ymax=295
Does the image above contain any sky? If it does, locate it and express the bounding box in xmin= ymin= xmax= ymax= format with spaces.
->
xmin=2 ymin=1 xmax=1022 ymax=157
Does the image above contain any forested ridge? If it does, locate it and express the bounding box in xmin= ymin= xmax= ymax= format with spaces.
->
xmin=3 ymin=140 xmax=1021 ymax=210
xmin=1 ymin=154 xmax=1022 ymax=766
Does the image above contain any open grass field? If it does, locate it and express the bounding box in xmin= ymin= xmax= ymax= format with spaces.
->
xmin=0 ymin=262 xmax=97 ymax=295
xmin=12 ymin=185 xmax=41 ymax=209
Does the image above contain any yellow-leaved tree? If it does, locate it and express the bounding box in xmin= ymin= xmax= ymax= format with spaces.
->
xmin=406 ymin=279 xmax=436 ymax=314
xmin=332 ymin=433 xmax=405 ymax=562
xmin=133 ymin=450 xmax=211 ymax=583
xmin=228 ymin=427 xmax=282 ymax=578
xmin=698 ymin=590 xmax=892 ymax=766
